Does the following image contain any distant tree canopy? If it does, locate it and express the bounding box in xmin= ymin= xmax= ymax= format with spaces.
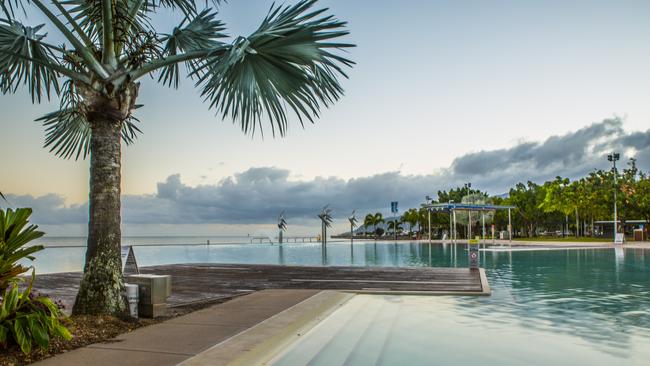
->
xmin=363 ymin=157 xmax=649 ymax=238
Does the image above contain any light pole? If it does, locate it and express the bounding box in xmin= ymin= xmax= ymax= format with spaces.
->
xmin=608 ymin=152 xmax=620 ymax=242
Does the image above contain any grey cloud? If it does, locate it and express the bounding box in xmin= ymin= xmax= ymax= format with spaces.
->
xmin=2 ymin=194 xmax=87 ymax=225
xmin=5 ymin=118 xmax=650 ymax=226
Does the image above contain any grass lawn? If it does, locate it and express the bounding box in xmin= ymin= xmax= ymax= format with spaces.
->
xmin=513 ymin=236 xmax=613 ymax=243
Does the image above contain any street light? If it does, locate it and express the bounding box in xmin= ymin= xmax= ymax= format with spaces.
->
xmin=607 ymin=152 xmax=620 ymax=242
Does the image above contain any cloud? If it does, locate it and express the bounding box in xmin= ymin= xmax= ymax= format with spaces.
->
xmin=4 ymin=118 xmax=650 ymax=227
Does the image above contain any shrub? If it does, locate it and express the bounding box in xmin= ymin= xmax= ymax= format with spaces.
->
xmin=0 ymin=272 xmax=72 ymax=354
xmin=0 ymin=207 xmax=71 ymax=354
xmin=0 ymin=208 xmax=45 ymax=292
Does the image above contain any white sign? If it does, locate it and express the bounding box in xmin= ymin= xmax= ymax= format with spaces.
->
xmin=121 ymin=246 xmax=140 ymax=275
xmin=614 ymin=233 xmax=624 ymax=245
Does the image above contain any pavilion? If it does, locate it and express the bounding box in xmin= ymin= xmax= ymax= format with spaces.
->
xmin=420 ymin=202 xmax=516 ymax=245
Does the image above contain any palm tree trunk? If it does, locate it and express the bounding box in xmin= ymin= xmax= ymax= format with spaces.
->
xmin=73 ymin=118 xmax=127 ymax=315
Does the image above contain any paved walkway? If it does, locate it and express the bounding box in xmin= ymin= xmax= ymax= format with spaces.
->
xmin=35 ymin=289 xmax=320 ymax=366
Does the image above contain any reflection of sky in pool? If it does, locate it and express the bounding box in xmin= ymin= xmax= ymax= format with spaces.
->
xmin=24 ymin=240 xmax=650 ymax=364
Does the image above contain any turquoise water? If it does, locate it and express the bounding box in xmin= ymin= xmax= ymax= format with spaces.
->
xmin=29 ymin=240 xmax=470 ymax=273
xmin=272 ymin=246 xmax=650 ymax=365
xmin=26 ymin=240 xmax=650 ymax=364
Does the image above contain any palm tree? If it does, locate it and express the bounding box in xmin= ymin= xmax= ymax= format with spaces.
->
xmin=363 ymin=213 xmax=374 ymax=236
xmin=317 ymin=205 xmax=333 ymax=245
xmin=277 ymin=211 xmax=287 ymax=244
xmin=387 ymin=219 xmax=403 ymax=236
xmin=0 ymin=0 xmax=353 ymax=315
xmin=402 ymin=208 xmax=418 ymax=235
xmin=372 ymin=212 xmax=384 ymax=238
xmin=348 ymin=210 xmax=357 ymax=243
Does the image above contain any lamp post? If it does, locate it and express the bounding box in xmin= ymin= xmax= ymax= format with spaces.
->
xmin=608 ymin=152 xmax=620 ymax=242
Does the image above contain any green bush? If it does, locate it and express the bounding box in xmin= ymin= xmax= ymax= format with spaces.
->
xmin=0 ymin=207 xmax=72 ymax=354
xmin=0 ymin=272 xmax=72 ymax=353
xmin=0 ymin=208 xmax=45 ymax=292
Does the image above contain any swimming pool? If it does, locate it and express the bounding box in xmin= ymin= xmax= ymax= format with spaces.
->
xmin=27 ymin=241 xmax=650 ymax=364
xmin=270 ymin=245 xmax=650 ymax=365
xmin=29 ymin=241 xmax=478 ymax=274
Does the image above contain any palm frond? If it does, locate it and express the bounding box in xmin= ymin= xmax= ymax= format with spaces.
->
xmin=196 ymin=0 xmax=354 ymax=137
xmin=149 ymin=0 xmax=225 ymax=16
xmin=0 ymin=20 xmax=62 ymax=102
xmin=38 ymin=107 xmax=91 ymax=160
xmin=37 ymin=103 xmax=142 ymax=160
xmin=158 ymin=8 xmax=226 ymax=88
xmin=0 ymin=0 xmax=24 ymax=20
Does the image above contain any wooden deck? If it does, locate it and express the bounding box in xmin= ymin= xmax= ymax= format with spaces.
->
xmin=32 ymin=264 xmax=490 ymax=312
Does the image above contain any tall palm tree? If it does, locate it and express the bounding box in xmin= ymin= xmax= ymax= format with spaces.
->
xmin=372 ymin=212 xmax=384 ymax=238
xmin=0 ymin=0 xmax=353 ymax=315
xmin=387 ymin=219 xmax=403 ymax=236
xmin=402 ymin=208 xmax=418 ymax=234
xmin=363 ymin=213 xmax=374 ymax=236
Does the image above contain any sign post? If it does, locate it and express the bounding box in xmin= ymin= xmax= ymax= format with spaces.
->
xmin=614 ymin=233 xmax=624 ymax=245
xmin=121 ymin=245 xmax=140 ymax=275
xmin=468 ymin=237 xmax=480 ymax=269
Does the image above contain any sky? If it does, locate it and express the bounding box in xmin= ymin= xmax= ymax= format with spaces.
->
xmin=1 ymin=0 xmax=650 ymax=236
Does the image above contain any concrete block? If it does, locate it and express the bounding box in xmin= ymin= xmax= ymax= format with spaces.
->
xmin=125 ymin=274 xmax=171 ymax=318
xmin=125 ymin=274 xmax=171 ymax=304
xmin=138 ymin=302 xmax=167 ymax=318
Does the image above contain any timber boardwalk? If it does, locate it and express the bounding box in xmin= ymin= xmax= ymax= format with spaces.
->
xmin=34 ymin=264 xmax=490 ymax=312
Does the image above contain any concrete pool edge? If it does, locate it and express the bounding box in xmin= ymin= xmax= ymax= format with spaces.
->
xmin=179 ymin=290 xmax=354 ymax=366
xmin=181 ymin=272 xmax=491 ymax=366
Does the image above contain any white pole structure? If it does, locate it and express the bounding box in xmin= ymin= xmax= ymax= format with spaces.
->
xmin=453 ymin=209 xmax=457 ymax=245
xmin=508 ymin=208 xmax=512 ymax=246
xmin=481 ymin=211 xmax=485 ymax=249
xmin=467 ymin=211 xmax=472 ymax=242
xmin=448 ymin=209 xmax=452 ymax=243
xmin=428 ymin=209 xmax=432 ymax=244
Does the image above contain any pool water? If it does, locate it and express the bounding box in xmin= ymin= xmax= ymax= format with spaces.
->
xmin=271 ymin=245 xmax=650 ymax=365
xmin=28 ymin=241 xmax=487 ymax=274
xmin=26 ymin=241 xmax=650 ymax=365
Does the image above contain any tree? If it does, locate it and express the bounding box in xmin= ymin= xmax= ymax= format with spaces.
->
xmin=539 ymin=177 xmax=575 ymax=236
xmin=507 ymin=182 xmax=544 ymax=237
xmin=372 ymin=212 xmax=384 ymax=238
xmin=363 ymin=213 xmax=374 ymax=236
xmin=401 ymin=208 xmax=418 ymax=234
xmin=1 ymin=0 xmax=353 ymax=315
xmin=387 ymin=219 xmax=403 ymax=235
xmin=632 ymin=173 xmax=650 ymax=229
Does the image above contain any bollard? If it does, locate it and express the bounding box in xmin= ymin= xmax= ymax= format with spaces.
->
xmin=125 ymin=283 xmax=139 ymax=318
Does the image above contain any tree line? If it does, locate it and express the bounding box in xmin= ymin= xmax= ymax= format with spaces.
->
xmin=359 ymin=158 xmax=650 ymax=239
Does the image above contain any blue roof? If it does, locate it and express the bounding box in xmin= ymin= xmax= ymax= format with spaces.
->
xmin=421 ymin=203 xmax=515 ymax=211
